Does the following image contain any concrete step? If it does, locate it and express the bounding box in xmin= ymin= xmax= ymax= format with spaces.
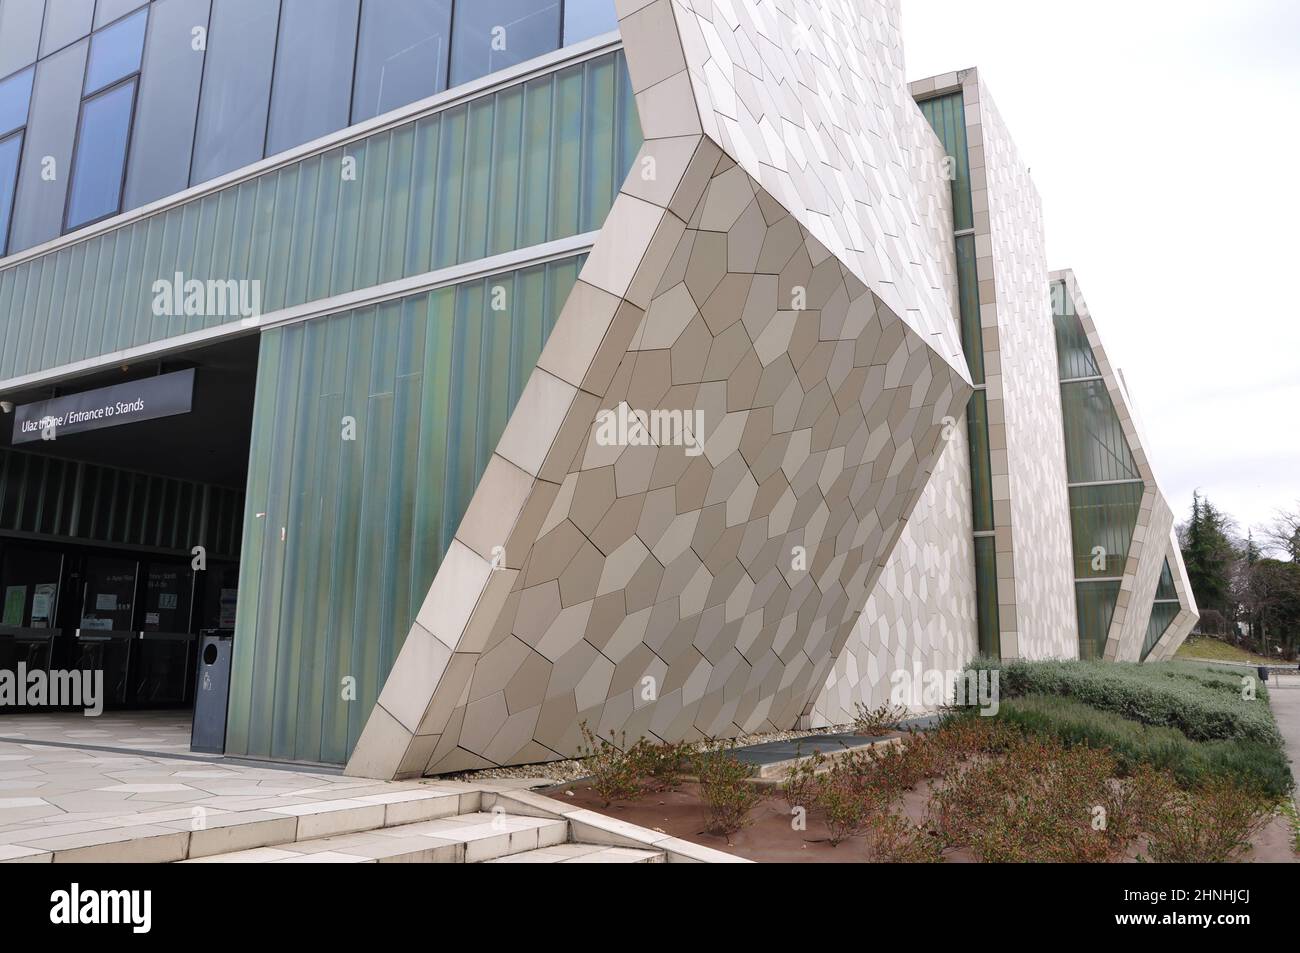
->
xmin=184 ymin=812 xmax=569 ymax=863
xmin=485 ymin=843 xmax=665 ymax=863
xmin=5 ymin=786 xmax=479 ymax=863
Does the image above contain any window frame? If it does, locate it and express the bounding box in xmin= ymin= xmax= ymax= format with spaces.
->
xmin=0 ymin=126 xmax=24 ymax=256
xmin=62 ymin=72 xmax=141 ymax=233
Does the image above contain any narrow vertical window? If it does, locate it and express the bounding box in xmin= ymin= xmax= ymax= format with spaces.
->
xmin=65 ymin=7 xmax=148 ymax=230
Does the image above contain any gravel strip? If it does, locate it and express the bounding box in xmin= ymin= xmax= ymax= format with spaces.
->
xmin=443 ymin=724 xmax=857 ymax=784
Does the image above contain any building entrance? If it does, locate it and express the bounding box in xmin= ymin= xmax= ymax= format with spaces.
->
xmin=0 ymin=336 xmax=256 ymax=720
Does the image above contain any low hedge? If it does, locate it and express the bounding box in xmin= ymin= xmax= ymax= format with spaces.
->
xmin=995 ymin=694 xmax=1294 ymax=798
xmin=962 ymin=657 xmax=1283 ymax=748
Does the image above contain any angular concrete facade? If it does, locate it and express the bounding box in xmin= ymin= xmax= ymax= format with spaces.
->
xmin=346 ymin=0 xmax=1197 ymax=777
xmin=0 ymin=0 xmax=1194 ymax=779
xmin=348 ymin=0 xmax=974 ymax=778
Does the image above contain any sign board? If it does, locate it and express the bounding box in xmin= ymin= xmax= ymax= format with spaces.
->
xmin=12 ymin=368 xmax=195 ymax=444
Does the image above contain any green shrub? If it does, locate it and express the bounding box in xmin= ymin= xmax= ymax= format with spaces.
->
xmin=927 ymin=732 xmax=1133 ymax=862
xmin=625 ymin=737 xmax=693 ymax=792
xmin=781 ymin=749 xmax=825 ymax=811
xmin=1140 ymin=773 xmax=1272 ymax=863
xmin=852 ymin=701 xmax=910 ymax=736
xmin=865 ymin=810 xmax=943 ymax=863
xmin=962 ymin=658 xmax=1282 ymax=747
xmin=578 ymin=722 xmax=641 ymax=806
xmin=994 ymin=694 xmax=1293 ymax=798
xmin=694 ymin=744 xmax=763 ymax=836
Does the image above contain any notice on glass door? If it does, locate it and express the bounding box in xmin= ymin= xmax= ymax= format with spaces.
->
xmin=3 ymin=586 xmax=25 ymax=626
xmin=31 ymin=584 xmax=56 ymax=628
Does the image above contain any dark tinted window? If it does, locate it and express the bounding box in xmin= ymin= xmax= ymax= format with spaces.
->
xmin=124 ymin=0 xmax=209 ymax=208
xmin=352 ymin=0 xmax=451 ymax=123
xmin=9 ymin=38 xmax=85 ymax=251
xmin=266 ymin=0 xmax=359 ymax=154
xmin=0 ymin=131 xmax=21 ymax=254
xmin=0 ymin=0 xmax=45 ymax=78
xmin=563 ymin=0 xmax=618 ymax=44
xmin=450 ymin=0 xmax=561 ymax=88
xmin=191 ymin=0 xmax=281 ymax=184
xmin=84 ymin=6 xmax=147 ymax=95
xmin=40 ymin=0 xmax=94 ymax=57
xmin=66 ymin=78 xmax=135 ymax=228
xmin=0 ymin=65 xmax=33 ymax=136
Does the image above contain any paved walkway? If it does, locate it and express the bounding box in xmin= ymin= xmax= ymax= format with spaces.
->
xmin=0 ymin=710 xmax=472 ymax=861
xmin=1267 ymin=674 xmax=1300 ymax=795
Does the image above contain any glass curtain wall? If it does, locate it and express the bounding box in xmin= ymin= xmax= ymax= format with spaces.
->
xmin=225 ymin=255 xmax=584 ymax=765
xmin=1052 ymin=278 xmax=1146 ymax=659
xmin=919 ymin=90 xmax=999 ymax=657
xmin=0 ymin=0 xmax=621 ymax=256
xmin=0 ymin=49 xmax=640 ymax=382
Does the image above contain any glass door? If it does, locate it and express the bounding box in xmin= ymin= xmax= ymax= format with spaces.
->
xmin=75 ymin=555 xmax=139 ymax=705
xmin=135 ymin=561 xmax=196 ymax=704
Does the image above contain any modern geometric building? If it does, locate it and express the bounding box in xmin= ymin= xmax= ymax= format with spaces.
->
xmin=0 ymin=0 xmax=1195 ymax=779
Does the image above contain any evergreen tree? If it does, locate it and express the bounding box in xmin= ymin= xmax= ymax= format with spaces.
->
xmin=1181 ymin=491 xmax=1235 ymax=617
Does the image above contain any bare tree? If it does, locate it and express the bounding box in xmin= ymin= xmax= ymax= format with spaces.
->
xmin=1258 ymin=504 xmax=1300 ymax=561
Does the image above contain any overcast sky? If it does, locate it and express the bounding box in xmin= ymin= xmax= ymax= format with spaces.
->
xmin=902 ymin=0 xmax=1300 ymax=548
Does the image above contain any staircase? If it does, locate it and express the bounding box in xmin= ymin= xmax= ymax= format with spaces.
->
xmin=180 ymin=784 xmax=742 ymax=864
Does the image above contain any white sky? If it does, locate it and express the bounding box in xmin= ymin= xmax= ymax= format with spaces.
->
xmin=902 ymin=0 xmax=1300 ymax=545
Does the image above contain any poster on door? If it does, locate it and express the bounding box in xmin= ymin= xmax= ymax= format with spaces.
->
xmin=31 ymin=584 xmax=56 ymax=628
xmin=3 ymin=586 xmax=25 ymax=626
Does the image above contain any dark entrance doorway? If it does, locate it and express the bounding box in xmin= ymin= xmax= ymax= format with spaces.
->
xmin=0 ymin=335 xmax=257 ymax=717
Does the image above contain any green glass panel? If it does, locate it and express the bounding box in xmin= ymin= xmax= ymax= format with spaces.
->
xmin=954 ymin=233 xmax=983 ymax=383
xmin=1155 ymin=558 xmax=1177 ymax=600
xmin=973 ymin=535 xmax=1000 ymax=658
xmin=430 ymin=103 xmax=467 ymax=270
xmin=1075 ymin=580 xmax=1120 ymax=660
xmin=517 ymin=74 xmax=554 ymax=248
xmin=284 ymin=158 xmax=320 ymax=307
xmin=330 ymin=144 xmax=363 ymax=297
xmin=1068 ymin=481 xmax=1143 ymax=578
xmin=550 ymin=63 xmax=583 ymax=239
xmin=966 ymin=391 xmax=994 ymax=533
xmin=226 ymin=255 xmax=584 ymax=765
xmin=379 ymin=123 xmax=415 ymax=285
xmin=404 ymin=117 xmax=441 ymax=276
xmin=1051 ymin=279 xmax=1100 ymax=380
xmin=306 ymin=149 xmax=343 ymax=302
xmin=580 ymin=54 xmax=616 ymax=233
xmin=487 ymin=85 xmax=524 ymax=257
xmin=1061 ymin=380 xmax=1140 ymax=483
xmin=1140 ymin=601 xmax=1180 ymax=661
xmin=917 ymin=92 xmax=973 ymax=231
xmin=458 ymin=99 xmax=495 ymax=263
xmin=354 ymin=133 xmax=391 ymax=290
xmin=615 ymin=52 xmax=643 ymax=182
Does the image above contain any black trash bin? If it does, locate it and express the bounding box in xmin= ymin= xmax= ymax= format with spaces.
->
xmin=191 ymin=629 xmax=234 ymax=754
xmin=1256 ymin=665 xmax=1269 ymax=683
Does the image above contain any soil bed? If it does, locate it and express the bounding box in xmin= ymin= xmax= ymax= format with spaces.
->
xmin=554 ymin=778 xmax=1297 ymax=863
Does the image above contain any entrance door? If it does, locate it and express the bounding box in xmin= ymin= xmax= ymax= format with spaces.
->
xmin=75 ymin=555 xmax=139 ymax=705
xmin=137 ymin=561 xmax=195 ymax=704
